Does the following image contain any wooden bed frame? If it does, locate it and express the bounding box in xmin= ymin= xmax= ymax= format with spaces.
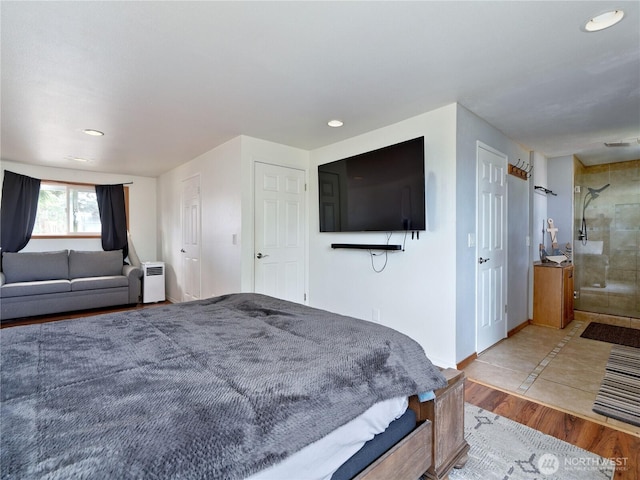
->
xmin=355 ymin=368 xmax=470 ymax=480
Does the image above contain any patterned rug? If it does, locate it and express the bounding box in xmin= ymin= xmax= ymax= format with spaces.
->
xmin=593 ymin=345 xmax=640 ymax=427
xmin=445 ymin=404 xmax=615 ymax=480
xmin=580 ymin=322 xmax=640 ymax=348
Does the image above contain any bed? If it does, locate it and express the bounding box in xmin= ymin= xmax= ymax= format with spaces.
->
xmin=1 ymin=293 xmax=468 ymax=479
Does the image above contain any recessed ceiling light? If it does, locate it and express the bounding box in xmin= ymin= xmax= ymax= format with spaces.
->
xmin=71 ymin=157 xmax=90 ymax=162
xmin=583 ymin=10 xmax=624 ymax=32
xmin=328 ymin=120 xmax=343 ymax=128
xmin=83 ymin=129 xmax=104 ymax=136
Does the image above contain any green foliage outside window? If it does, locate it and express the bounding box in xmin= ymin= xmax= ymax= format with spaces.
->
xmin=33 ymin=183 xmax=101 ymax=236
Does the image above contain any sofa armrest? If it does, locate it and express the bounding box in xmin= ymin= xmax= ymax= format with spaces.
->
xmin=123 ymin=264 xmax=142 ymax=278
xmin=123 ymin=265 xmax=143 ymax=304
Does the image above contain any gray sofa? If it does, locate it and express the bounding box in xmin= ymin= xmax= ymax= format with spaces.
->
xmin=1 ymin=249 xmax=142 ymax=321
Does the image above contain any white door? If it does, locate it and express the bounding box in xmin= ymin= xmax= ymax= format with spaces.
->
xmin=476 ymin=143 xmax=507 ymax=352
xmin=254 ymin=162 xmax=306 ymax=303
xmin=181 ymin=175 xmax=201 ymax=302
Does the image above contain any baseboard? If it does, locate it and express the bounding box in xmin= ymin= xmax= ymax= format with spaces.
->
xmin=456 ymin=321 xmax=530 ymax=370
xmin=456 ymin=352 xmax=478 ymax=370
xmin=508 ymin=319 xmax=531 ymax=337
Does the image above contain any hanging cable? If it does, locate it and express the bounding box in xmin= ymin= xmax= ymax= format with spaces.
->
xmin=369 ymin=232 xmax=393 ymax=273
xmin=369 ymin=249 xmax=389 ymax=273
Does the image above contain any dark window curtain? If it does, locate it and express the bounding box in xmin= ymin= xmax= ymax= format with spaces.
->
xmin=1 ymin=170 xmax=41 ymax=253
xmin=95 ymin=184 xmax=128 ymax=262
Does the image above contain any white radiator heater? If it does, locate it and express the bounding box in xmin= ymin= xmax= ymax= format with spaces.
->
xmin=142 ymin=262 xmax=165 ymax=303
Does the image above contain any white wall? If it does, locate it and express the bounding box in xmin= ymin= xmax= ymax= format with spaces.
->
xmin=0 ymin=160 xmax=157 ymax=261
xmin=455 ymin=105 xmax=530 ymax=360
xmin=157 ymin=135 xmax=309 ymax=303
xmin=530 ymin=151 xmax=548 ymax=318
xmin=531 ymin=151 xmax=549 ymax=260
xmin=527 ymin=154 xmax=574 ymax=319
xmin=157 ymin=137 xmax=243 ymax=302
xmin=308 ymin=105 xmax=458 ymax=368
xmin=547 ymin=155 xmax=575 ymax=247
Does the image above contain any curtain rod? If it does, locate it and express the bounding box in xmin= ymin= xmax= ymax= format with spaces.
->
xmin=43 ymin=179 xmax=134 ymax=186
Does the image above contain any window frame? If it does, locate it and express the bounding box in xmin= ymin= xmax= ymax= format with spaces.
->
xmin=32 ymin=180 xmax=130 ymax=239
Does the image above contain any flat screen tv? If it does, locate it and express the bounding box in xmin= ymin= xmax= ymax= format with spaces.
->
xmin=318 ymin=136 xmax=425 ymax=232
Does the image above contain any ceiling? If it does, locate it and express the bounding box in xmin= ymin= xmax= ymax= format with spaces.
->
xmin=1 ymin=1 xmax=639 ymax=178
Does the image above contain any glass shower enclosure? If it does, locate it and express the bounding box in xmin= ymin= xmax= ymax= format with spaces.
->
xmin=573 ymin=160 xmax=640 ymax=318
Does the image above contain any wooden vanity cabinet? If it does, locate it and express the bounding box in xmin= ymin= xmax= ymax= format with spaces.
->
xmin=533 ymin=262 xmax=574 ymax=328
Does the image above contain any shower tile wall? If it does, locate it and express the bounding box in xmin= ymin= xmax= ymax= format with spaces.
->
xmin=574 ymin=159 xmax=639 ymax=318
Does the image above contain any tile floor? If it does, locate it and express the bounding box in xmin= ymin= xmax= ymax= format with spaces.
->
xmin=463 ymin=310 xmax=640 ymax=437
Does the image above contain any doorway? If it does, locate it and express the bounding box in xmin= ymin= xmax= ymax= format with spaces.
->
xmin=181 ymin=174 xmax=201 ymax=302
xmin=476 ymin=143 xmax=508 ymax=352
xmin=253 ymin=162 xmax=306 ymax=303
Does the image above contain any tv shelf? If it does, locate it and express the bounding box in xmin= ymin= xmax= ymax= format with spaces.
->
xmin=331 ymin=243 xmax=402 ymax=251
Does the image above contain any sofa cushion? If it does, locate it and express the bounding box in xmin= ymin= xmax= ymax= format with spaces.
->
xmin=70 ymin=276 xmax=128 ymax=291
xmin=69 ymin=250 xmax=123 ymax=279
xmin=0 ymin=279 xmax=71 ymax=298
xmin=2 ymin=251 xmax=69 ymax=284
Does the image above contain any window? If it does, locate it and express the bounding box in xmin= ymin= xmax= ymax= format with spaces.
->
xmin=32 ymin=181 xmax=129 ymax=238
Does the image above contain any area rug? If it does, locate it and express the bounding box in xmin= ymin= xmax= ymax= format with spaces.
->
xmin=593 ymin=345 xmax=640 ymax=427
xmin=580 ymin=322 xmax=640 ymax=348
xmin=444 ymin=404 xmax=615 ymax=480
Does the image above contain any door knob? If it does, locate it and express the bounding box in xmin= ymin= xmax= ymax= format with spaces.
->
xmin=180 ymin=249 xmax=186 ymax=253
xmin=256 ymin=253 xmax=269 ymax=259
xmin=478 ymin=257 xmax=490 ymax=264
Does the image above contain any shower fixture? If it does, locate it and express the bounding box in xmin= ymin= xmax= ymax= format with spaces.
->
xmin=578 ymin=184 xmax=610 ymax=244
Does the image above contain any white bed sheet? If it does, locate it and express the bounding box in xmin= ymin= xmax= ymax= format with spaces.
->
xmin=245 ymin=396 xmax=408 ymax=480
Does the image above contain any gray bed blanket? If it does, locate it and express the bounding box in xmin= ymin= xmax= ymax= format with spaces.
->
xmin=1 ymin=293 xmax=446 ymax=479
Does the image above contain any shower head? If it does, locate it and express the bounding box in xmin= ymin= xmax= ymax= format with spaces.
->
xmin=587 ymin=183 xmax=610 ymax=198
xmin=583 ymin=183 xmax=611 ymax=215
xmin=580 ymin=184 xmax=611 ymax=245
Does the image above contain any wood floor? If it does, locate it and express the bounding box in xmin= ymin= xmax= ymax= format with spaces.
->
xmin=0 ymin=301 xmax=171 ymax=329
xmin=3 ymin=305 xmax=638 ymax=478
xmin=465 ymin=379 xmax=639 ymax=480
